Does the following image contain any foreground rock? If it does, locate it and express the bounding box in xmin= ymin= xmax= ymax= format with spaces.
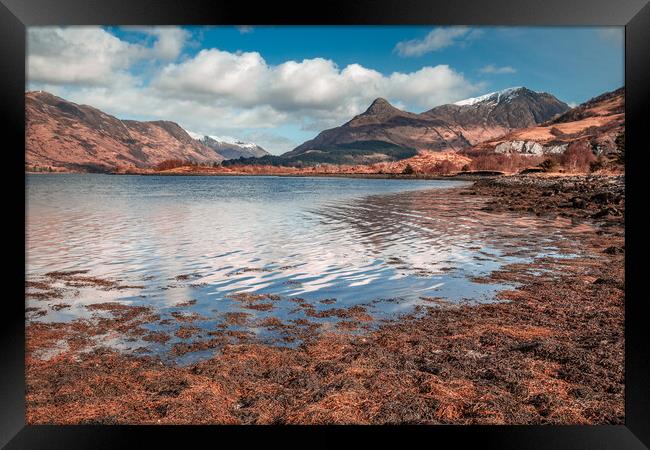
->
xmin=471 ymin=174 xmax=624 ymax=224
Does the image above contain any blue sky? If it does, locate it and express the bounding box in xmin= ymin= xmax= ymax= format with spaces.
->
xmin=28 ymin=26 xmax=623 ymax=154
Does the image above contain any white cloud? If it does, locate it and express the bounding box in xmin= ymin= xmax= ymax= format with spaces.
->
xmin=152 ymin=49 xmax=482 ymax=126
xmin=479 ymin=64 xmax=517 ymax=74
xmin=27 ymin=27 xmax=141 ymax=86
xmin=145 ymin=27 xmax=192 ymax=61
xmin=27 ymin=26 xmax=190 ymax=86
xmin=395 ymin=27 xmax=480 ymax=57
xmin=154 ymin=49 xmax=268 ymax=103
xmin=385 ymin=65 xmax=485 ymax=109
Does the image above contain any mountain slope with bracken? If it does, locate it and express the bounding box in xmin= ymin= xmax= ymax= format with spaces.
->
xmin=26 ymin=91 xmax=224 ymax=172
xmin=468 ymin=87 xmax=624 ymax=156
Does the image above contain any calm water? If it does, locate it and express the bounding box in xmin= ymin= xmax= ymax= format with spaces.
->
xmin=26 ymin=174 xmax=587 ymax=363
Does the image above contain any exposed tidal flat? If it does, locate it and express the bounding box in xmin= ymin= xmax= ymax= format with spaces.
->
xmin=25 ymin=174 xmax=624 ymax=424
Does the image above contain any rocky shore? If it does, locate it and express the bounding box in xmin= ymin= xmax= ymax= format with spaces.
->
xmin=470 ymin=174 xmax=625 ymax=223
xmin=25 ymin=175 xmax=624 ymax=425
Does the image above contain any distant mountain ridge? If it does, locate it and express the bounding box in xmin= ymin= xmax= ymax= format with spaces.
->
xmin=247 ymin=87 xmax=570 ymax=166
xmin=282 ymin=98 xmax=468 ymax=160
xmin=424 ymin=87 xmax=569 ymax=136
xmin=193 ymin=134 xmax=269 ymax=160
xmin=26 ymin=91 xmax=225 ymax=172
xmin=27 ymin=86 xmax=618 ymax=172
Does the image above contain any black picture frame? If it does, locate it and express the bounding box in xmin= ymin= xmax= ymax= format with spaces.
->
xmin=1 ymin=0 xmax=648 ymax=448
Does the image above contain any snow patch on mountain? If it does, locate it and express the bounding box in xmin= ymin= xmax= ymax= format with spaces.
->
xmin=184 ymin=128 xmax=269 ymax=159
xmin=454 ymin=87 xmax=526 ymax=106
xmin=186 ymin=130 xmax=204 ymax=140
xmin=206 ymin=135 xmax=257 ymax=149
xmin=186 ymin=130 xmax=259 ymax=149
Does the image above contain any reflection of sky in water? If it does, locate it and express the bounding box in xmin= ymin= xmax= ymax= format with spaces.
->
xmin=26 ymin=174 xmax=588 ymax=362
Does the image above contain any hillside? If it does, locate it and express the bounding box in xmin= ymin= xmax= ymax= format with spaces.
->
xmin=469 ymin=87 xmax=624 ymax=156
xmin=26 ymin=91 xmax=224 ymax=172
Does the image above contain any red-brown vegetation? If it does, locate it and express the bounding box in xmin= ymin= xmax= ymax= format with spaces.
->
xmin=559 ymin=141 xmax=597 ymax=173
xmin=467 ymin=153 xmax=546 ymax=173
xmin=154 ymin=159 xmax=195 ymax=171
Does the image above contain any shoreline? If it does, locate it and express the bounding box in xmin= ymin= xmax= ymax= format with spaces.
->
xmin=27 ymin=170 xmax=608 ymax=183
xmin=27 ymin=170 xmax=501 ymax=181
xmin=25 ymin=174 xmax=624 ymax=424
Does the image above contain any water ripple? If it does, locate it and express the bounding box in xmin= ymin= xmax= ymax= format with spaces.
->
xmin=26 ymin=174 xmax=588 ymax=360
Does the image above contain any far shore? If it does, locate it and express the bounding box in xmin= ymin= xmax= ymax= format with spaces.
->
xmin=26 ymin=168 xmax=612 ymax=183
xmin=130 ymin=171 xmax=493 ymax=181
xmin=25 ymin=170 xmax=500 ymax=181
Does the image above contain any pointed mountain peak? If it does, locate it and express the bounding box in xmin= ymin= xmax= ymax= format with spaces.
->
xmin=369 ymin=97 xmax=392 ymax=107
xmin=364 ymin=97 xmax=399 ymax=115
xmin=346 ymin=97 xmax=415 ymax=127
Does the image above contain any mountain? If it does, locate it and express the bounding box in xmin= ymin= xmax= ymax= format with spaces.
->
xmin=270 ymin=88 xmax=569 ymax=166
xmin=424 ymin=87 xmax=570 ymax=145
xmin=548 ymin=87 xmax=624 ymax=126
xmin=27 ymin=87 xmax=598 ymax=172
xmin=192 ymin=134 xmax=269 ymax=160
xmin=469 ymin=87 xmax=624 ymax=156
xmin=281 ymin=98 xmax=467 ymax=164
xmin=26 ymin=91 xmax=224 ymax=172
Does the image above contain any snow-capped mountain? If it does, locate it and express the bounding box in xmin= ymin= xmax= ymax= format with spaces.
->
xmin=424 ymin=87 xmax=569 ymax=132
xmin=277 ymin=87 xmax=570 ymax=165
xmin=187 ymin=132 xmax=270 ymax=160
xmin=453 ymin=87 xmax=525 ymax=106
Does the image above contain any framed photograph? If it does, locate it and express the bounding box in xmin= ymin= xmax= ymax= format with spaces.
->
xmin=2 ymin=0 xmax=649 ymax=447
